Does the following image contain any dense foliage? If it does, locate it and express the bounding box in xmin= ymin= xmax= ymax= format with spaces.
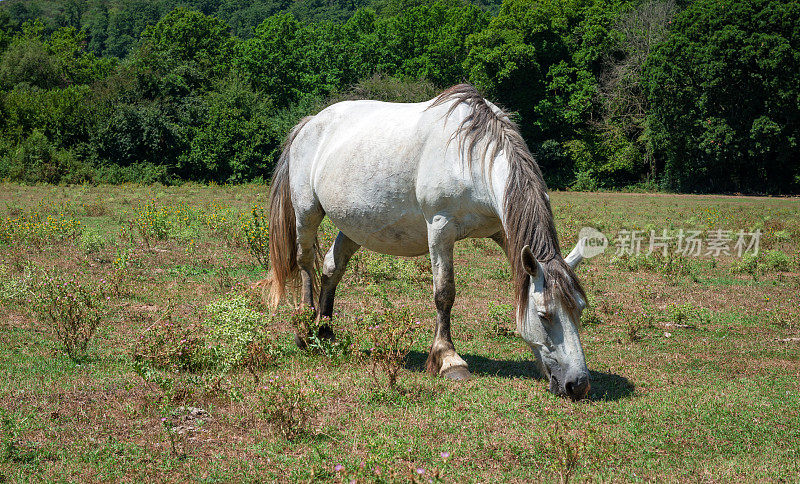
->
xmin=0 ymin=0 xmax=797 ymax=193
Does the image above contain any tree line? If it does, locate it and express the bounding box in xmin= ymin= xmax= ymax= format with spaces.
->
xmin=0 ymin=0 xmax=797 ymax=193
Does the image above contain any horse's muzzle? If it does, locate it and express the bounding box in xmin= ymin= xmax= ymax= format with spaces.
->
xmin=548 ymin=374 xmax=590 ymax=401
xmin=565 ymin=374 xmax=590 ymax=401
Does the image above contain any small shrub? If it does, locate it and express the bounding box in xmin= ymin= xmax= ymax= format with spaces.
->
xmin=133 ymin=312 xmax=207 ymax=373
xmin=365 ymin=306 xmax=423 ymax=388
xmin=240 ymin=204 xmax=269 ymax=272
xmin=308 ymin=317 xmax=352 ymax=363
xmin=770 ymin=309 xmax=798 ymax=331
xmin=773 ymin=230 xmax=790 ymax=241
xmin=215 ymin=266 xmax=237 ymax=293
xmin=0 ymin=409 xmax=20 ymax=463
xmin=609 ymin=253 xmax=636 ymax=271
xmin=80 ymin=227 xmax=108 ymax=254
xmin=110 ymin=247 xmax=131 ymax=295
xmin=288 ymin=305 xmax=316 ymax=342
xmin=204 ymin=295 xmax=280 ymax=375
xmin=134 ymin=296 xmax=280 ymax=400
xmin=0 ymin=263 xmax=35 ymax=303
xmin=0 ymin=209 xmax=82 ymax=249
xmin=733 ymin=250 xmax=790 ymax=278
xmin=487 ymin=301 xmax=514 ymax=336
xmin=129 ymin=201 xmax=171 ymax=248
xmin=733 ymin=252 xmax=760 ymax=280
xmin=625 ymin=322 xmax=642 ymax=342
xmin=200 ymin=202 xmax=240 ymax=243
xmin=288 ymin=306 xmax=352 ymax=361
xmin=611 ymin=252 xmax=696 ymax=282
xmin=257 ymin=373 xmax=321 ymax=439
xmin=624 ymin=306 xmax=655 ymax=343
xmin=547 ymin=422 xmax=594 ymax=484
xmin=159 ymin=412 xmax=189 ymax=460
xmin=351 ymin=252 xmax=427 ymax=285
xmin=4 ymin=204 xmax=22 ymax=218
xmin=33 ymin=273 xmax=105 ymax=361
xmin=667 ymin=303 xmax=708 ymax=328
xmin=763 ymin=250 xmax=790 ymax=272
xmin=580 ymin=300 xmax=602 ymax=327
xmin=83 ymin=202 xmax=110 ymax=217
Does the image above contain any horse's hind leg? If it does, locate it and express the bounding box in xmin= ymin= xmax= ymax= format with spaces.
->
xmin=296 ymin=209 xmax=323 ymax=307
xmin=425 ymin=214 xmax=471 ymax=381
xmin=293 ymin=206 xmax=324 ymax=348
xmin=319 ymin=231 xmax=360 ymax=319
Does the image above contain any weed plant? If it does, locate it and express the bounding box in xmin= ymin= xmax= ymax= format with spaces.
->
xmin=32 ymin=272 xmax=105 ymax=361
xmin=288 ymin=306 xmax=352 ymax=362
xmin=257 ymin=372 xmax=321 ymax=439
xmin=240 ymin=204 xmax=269 ymax=272
xmin=0 ymin=209 xmax=81 ymax=249
xmin=133 ymin=296 xmax=280 ymax=399
xmin=365 ymin=305 xmax=423 ymax=388
xmin=487 ymin=301 xmax=515 ymax=337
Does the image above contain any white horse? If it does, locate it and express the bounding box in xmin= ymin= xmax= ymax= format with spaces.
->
xmin=265 ymin=84 xmax=591 ymax=400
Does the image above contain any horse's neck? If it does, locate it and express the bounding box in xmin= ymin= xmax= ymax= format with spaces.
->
xmin=486 ymin=154 xmax=511 ymax=229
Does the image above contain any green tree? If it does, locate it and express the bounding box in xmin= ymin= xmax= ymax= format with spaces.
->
xmin=464 ymin=0 xmax=629 ymax=187
xmin=235 ymin=13 xmax=314 ymax=106
xmin=378 ymin=0 xmax=489 ymax=85
xmin=104 ymin=1 xmax=163 ymax=58
xmin=645 ymin=0 xmax=800 ymax=193
xmin=139 ymin=7 xmax=235 ymax=78
xmin=182 ymin=76 xmax=279 ymax=182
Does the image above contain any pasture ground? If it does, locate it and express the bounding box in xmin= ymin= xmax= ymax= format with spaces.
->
xmin=0 ymin=184 xmax=798 ymax=482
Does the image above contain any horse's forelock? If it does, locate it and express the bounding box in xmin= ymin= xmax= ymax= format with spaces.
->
xmin=431 ymin=84 xmax=585 ymax=313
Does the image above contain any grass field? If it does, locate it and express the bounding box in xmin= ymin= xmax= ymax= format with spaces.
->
xmin=0 ymin=184 xmax=798 ymax=482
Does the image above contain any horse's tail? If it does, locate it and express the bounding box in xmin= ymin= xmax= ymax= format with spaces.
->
xmin=260 ymin=116 xmax=314 ymax=308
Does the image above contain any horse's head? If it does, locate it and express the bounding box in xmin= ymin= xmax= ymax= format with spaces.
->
xmin=517 ymin=240 xmax=589 ymax=400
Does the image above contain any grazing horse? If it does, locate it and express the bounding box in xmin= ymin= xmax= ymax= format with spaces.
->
xmin=265 ymin=84 xmax=591 ymax=400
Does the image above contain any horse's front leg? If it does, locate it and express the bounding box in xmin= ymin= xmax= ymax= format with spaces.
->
xmin=425 ymin=215 xmax=471 ymax=381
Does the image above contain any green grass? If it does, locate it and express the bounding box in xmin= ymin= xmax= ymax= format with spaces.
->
xmin=0 ymin=184 xmax=799 ymax=482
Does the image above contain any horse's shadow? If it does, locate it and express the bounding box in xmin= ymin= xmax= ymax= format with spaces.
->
xmin=405 ymin=350 xmax=635 ymax=402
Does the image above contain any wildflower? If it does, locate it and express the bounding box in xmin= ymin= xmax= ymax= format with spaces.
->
xmin=334 ymin=464 xmax=344 ymax=472
xmin=440 ymin=451 xmax=450 ymax=459
xmin=416 ymin=468 xmax=425 ymax=475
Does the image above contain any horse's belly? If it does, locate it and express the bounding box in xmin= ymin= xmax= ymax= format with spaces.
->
xmin=324 ymin=204 xmax=430 ymax=257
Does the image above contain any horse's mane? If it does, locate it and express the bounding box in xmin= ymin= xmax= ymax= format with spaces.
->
xmin=430 ymin=84 xmax=585 ymax=312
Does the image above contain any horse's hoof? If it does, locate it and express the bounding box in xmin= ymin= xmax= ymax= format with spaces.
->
xmin=441 ymin=366 xmax=471 ymax=381
xmin=318 ymin=324 xmax=336 ymax=341
xmin=294 ymin=333 xmax=308 ymax=349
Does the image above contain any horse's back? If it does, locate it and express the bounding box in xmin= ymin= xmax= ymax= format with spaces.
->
xmin=288 ymin=98 xmax=498 ymax=256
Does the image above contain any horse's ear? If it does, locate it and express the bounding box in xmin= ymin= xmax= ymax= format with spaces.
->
xmin=565 ymin=238 xmax=586 ymax=270
xmin=521 ymin=245 xmax=539 ymax=278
